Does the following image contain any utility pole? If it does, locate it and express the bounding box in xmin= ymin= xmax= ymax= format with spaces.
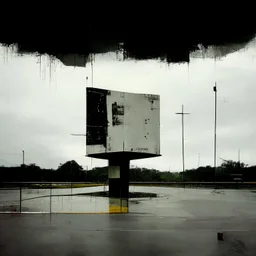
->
xmin=70 ymin=161 xmax=72 ymax=196
xmin=213 ymin=83 xmax=217 ymax=187
xmin=237 ymin=149 xmax=243 ymax=182
xmin=176 ymin=105 xmax=190 ymax=187
xmin=86 ymin=165 xmax=88 ymax=182
xmin=20 ymin=150 xmax=25 ymax=213
xmin=198 ymin=153 xmax=200 ymax=168
xmin=22 ymin=150 xmax=25 ymax=165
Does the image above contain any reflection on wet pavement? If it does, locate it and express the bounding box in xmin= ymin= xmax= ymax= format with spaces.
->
xmin=0 ymin=186 xmax=256 ymax=255
xmin=0 ymin=186 xmax=255 ymax=217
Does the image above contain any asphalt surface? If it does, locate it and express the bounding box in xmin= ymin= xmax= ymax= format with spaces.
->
xmin=0 ymin=213 xmax=256 ymax=256
xmin=0 ymin=188 xmax=256 ymax=255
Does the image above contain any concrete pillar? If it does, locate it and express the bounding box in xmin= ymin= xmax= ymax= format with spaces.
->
xmin=108 ymin=159 xmax=129 ymax=213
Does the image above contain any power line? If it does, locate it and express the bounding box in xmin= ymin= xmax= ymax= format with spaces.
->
xmin=0 ymin=152 xmax=21 ymax=155
xmin=71 ymin=134 xmax=86 ymax=137
xmin=0 ymin=157 xmax=19 ymax=165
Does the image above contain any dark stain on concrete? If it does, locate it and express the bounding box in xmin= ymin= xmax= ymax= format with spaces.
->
xmin=112 ymin=102 xmax=124 ymax=126
xmin=79 ymin=191 xmax=158 ymax=198
xmin=144 ymin=95 xmax=159 ymax=102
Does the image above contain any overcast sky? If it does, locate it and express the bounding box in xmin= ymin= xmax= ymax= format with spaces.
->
xmin=0 ymin=40 xmax=256 ymax=171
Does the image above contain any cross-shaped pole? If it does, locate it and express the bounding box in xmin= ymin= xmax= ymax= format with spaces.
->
xmin=176 ymin=105 xmax=190 ymax=186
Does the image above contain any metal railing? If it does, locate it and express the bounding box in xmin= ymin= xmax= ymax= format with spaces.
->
xmin=0 ymin=182 xmax=107 ymax=214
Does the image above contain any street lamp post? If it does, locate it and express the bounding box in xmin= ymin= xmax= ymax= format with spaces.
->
xmin=20 ymin=149 xmax=25 ymax=213
xmin=213 ymin=83 xmax=217 ymax=187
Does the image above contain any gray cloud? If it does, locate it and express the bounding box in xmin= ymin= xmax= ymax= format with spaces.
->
xmin=0 ymin=42 xmax=256 ymax=171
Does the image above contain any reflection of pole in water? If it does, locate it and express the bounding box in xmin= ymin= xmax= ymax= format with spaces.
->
xmin=50 ymin=182 xmax=52 ymax=214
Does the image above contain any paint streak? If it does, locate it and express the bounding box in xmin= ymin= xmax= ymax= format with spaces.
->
xmin=109 ymin=198 xmax=128 ymax=213
xmin=109 ymin=206 xmax=128 ymax=213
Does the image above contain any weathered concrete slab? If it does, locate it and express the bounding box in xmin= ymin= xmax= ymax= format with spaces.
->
xmin=0 ymin=187 xmax=255 ymax=255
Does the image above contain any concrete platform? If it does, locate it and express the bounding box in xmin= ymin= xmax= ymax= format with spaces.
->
xmin=1 ymin=188 xmax=256 ymax=256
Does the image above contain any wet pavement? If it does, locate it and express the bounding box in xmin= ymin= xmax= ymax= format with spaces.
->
xmin=0 ymin=187 xmax=256 ymax=255
xmin=0 ymin=186 xmax=109 ymax=213
xmin=1 ymin=186 xmax=255 ymax=215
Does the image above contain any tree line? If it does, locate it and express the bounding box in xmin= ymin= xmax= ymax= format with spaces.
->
xmin=0 ymin=159 xmax=255 ymax=183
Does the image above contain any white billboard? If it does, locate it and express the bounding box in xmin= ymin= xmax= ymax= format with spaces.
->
xmin=86 ymin=87 xmax=160 ymax=160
